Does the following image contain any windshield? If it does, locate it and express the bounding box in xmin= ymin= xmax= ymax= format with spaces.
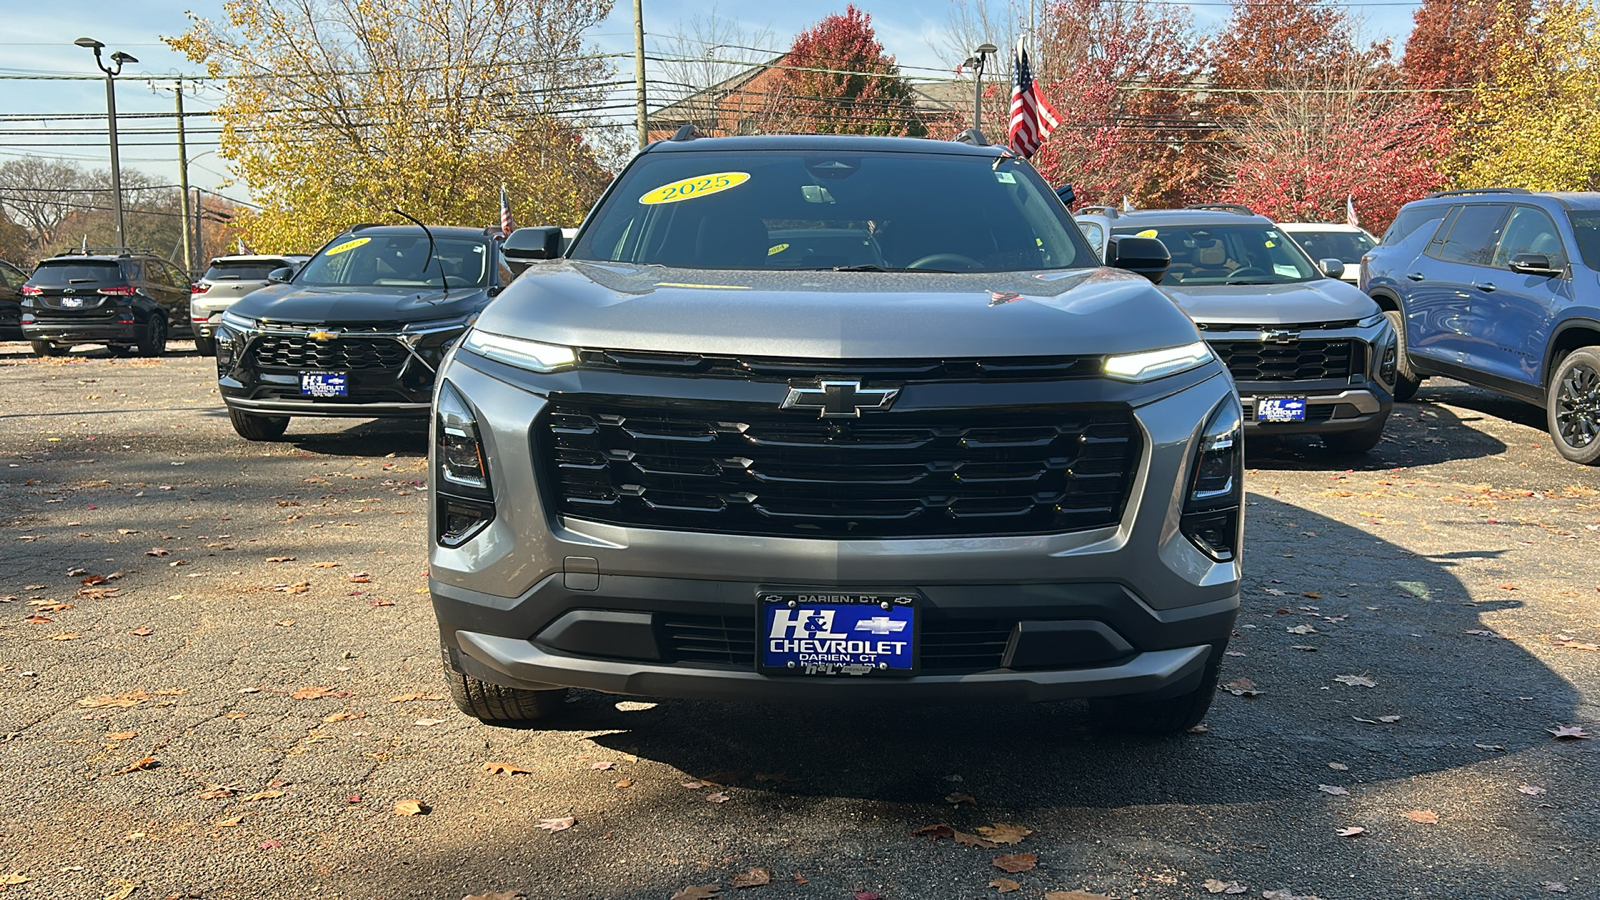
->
xmin=1286 ymin=229 xmax=1374 ymax=264
xmin=1112 ymin=224 xmax=1319 ymax=285
xmin=27 ymin=261 xmax=123 ymax=287
xmin=570 ymin=149 xmax=1094 ymax=272
xmin=1568 ymin=211 xmax=1600 ymax=270
xmin=298 ymin=235 xmax=490 ymax=288
xmin=204 ymin=260 xmax=290 ymax=281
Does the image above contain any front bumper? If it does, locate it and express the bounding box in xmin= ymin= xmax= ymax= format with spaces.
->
xmin=430 ymin=351 xmax=1243 ymax=704
xmin=1203 ymin=319 xmax=1395 ymax=435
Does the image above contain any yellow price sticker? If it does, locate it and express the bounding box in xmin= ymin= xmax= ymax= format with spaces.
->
xmin=767 ymin=243 xmax=790 ymax=256
xmin=325 ymin=237 xmax=371 ymax=256
xmin=1135 ymin=229 xmax=1159 ymax=239
xmin=639 ymin=172 xmax=750 ymax=205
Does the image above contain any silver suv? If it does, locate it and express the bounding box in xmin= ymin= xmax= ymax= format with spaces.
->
xmin=429 ymin=133 xmax=1243 ymax=733
xmin=190 ymin=254 xmax=308 ymax=356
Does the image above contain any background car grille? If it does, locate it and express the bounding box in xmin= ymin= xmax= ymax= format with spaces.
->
xmin=252 ymin=334 xmax=409 ymax=370
xmin=1211 ymin=338 xmax=1358 ymax=381
xmin=658 ymin=614 xmax=1015 ymax=672
xmin=538 ymin=400 xmax=1141 ymax=538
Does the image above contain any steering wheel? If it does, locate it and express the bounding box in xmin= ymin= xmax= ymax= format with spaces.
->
xmin=1225 ymin=267 xmax=1268 ymax=283
xmin=907 ymin=253 xmax=982 ymax=271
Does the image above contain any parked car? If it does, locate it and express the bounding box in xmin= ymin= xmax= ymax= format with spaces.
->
xmin=1277 ymin=222 xmax=1378 ymax=284
xmin=1075 ymin=204 xmax=1396 ymax=453
xmin=190 ymin=254 xmax=310 ymax=356
xmin=428 ymin=132 xmax=1243 ymax=734
xmin=0 ymin=259 xmax=27 ymax=341
xmin=213 ymin=224 xmax=510 ymax=441
xmin=1361 ymin=188 xmax=1600 ymax=464
xmin=19 ymin=248 xmax=192 ymax=357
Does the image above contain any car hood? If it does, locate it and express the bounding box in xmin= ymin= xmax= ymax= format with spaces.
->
xmin=230 ymin=283 xmax=488 ymax=325
xmin=473 ymin=262 xmax=1200 ymax=358
xmin=1157 ymin=278 xmax=1378 ymax=326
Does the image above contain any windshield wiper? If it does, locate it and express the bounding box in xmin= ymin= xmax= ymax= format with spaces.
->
xmin=831 ymin=264 xmax=952 ymax=273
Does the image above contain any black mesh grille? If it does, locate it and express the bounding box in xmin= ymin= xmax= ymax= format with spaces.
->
xmin=539 ymin=400 xmax=1141 ymax=539
xmin=252 ymin=334 xmax=409 ymax=371
xmin=1213 ymin=339 xmax=1357 ymax=382
xmin=659 ymin=615 xmax=1013 ymax=672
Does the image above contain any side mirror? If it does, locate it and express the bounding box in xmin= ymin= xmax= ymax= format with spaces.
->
xmin=502 ymin=226 xmax=563 ymax=273
xmin=1509 ymin=252 xmax=1561 ymax=276
xmin=1055 ymin=183 xmax=1076 ymax=207
xmin=1318 ymin=258 xmax=1346 ymax=279
xmin=267 ymin=267 xmax=293 ymax=284
xmin=1108 ymin=235 xmax=1170 ymax=284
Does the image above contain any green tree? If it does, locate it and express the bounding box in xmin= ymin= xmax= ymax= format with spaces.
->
xmin=167 ymin=0 xmax=616 ymax=253
xmin=1454 ymin=0 xmax=1600 ymax=189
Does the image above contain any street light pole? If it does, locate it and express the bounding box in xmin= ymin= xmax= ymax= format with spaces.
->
xmin=75 ymin=37 xmax=137 ymax=248
xmin=965 ymin=43 xmax=999 ymax=134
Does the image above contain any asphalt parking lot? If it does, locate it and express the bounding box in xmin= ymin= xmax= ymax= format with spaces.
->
xmin=1 ymin=342 xmax=1596 ymax=900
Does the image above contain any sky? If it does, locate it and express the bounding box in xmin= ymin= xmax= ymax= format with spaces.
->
xmin=0 ymin=0 xmax=1426 ymax=201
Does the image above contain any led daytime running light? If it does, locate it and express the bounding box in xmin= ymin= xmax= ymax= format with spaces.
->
xmin=1104 ymin=341 xmax=1211 ymax=382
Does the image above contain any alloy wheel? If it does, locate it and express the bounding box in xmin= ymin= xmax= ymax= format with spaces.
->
xmin=1555 ymin=361 xmax=1600 ymax=449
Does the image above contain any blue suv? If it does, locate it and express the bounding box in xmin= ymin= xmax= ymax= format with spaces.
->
xmin=1362 ymin=189 xmax=1600 ymax=463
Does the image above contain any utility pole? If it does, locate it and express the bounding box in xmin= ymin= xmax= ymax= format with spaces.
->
xmin=633 ymin=0 xmax=648 ymax=149
xmin=193 ymin=187 xmax=204 ymax=264
xmin=174 ymin=80 xmax=193 ymax=275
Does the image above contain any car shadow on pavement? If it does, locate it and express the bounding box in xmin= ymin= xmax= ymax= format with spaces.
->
xmin=1245 ymin=399 xmax=1508 ymax=472
xmin=558 ymin=494 xmax=1577 ymax=813
xmin=1417 ymin=380 xmax=1548 ymax=434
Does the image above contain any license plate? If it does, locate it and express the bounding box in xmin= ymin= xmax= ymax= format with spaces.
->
xmin=299 ymin=372 xmax=348 ymax=397
xmin=758 ymin=590 xmax=917 ymax=676
xmin=1256 ymin=396 xmax=1307 ymax=422
xmin=60 ymin=296 xmax=83 ymax=308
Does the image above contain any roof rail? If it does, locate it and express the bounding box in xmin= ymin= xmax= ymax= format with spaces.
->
xmin=669 ymin=124 xmax=703 ymax=142
xmin=1076 ymin=205 xmax=1119 ymax=218
xmin=1426 ymin=187 xmax=1531 ymax=198
xmin=51 ymin=246 xmax=158 ymax=258
xmin=953 ymin=128 xmax=989 ymax=147
xmin=349 ymin=222 xmax=388 ymax=232
xmin=1184 ymin=203 xmax=1255 ymax=215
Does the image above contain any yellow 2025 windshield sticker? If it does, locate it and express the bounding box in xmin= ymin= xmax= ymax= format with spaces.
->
xmin=325 ymin=236 xmax=371 ymax=256
xmin=639 ymin=172 xmax=750 ymax=205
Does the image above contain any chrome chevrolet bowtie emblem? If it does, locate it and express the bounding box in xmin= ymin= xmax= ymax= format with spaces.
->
xmin=1262 ymin=329 xmax=1300 ymax=344
xmin=307 ymin=328 xmax=341 ymax=341
xmin=781 ymin=380 xmax=900 ymax=418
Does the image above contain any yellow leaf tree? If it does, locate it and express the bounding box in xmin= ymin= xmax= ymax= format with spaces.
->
xmin=166 ymin=0 xmax=616 ymax=253
xmin=1454 ymin=0 xmax=1600 ymax=189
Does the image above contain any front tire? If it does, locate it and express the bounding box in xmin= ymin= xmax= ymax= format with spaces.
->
xmin=442 ymin=647 xmax=568 ymax=724
xmin=30 ymin=341 xmax=59 ymax=357
xmin=1547 ymin=347 xmax=1600 ymax=465
xmin=1322 ymin=420 xmax=1386 ymax=454
xmin=136 ymin=316 xmax=167 ymax=357
xmin=1384 ymin=309 xmax=1421 ymax=401
xmin=1088 ymin=643 xmax=1225 ymax=734
xmin=193 ymin=336 xmax=216 ymax=357
xmin=227 ymin=408 xmax=290 ymax=441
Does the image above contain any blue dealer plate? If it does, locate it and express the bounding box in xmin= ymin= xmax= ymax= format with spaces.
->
xmin=1257 ymin=396 xmax=1308 ymax=422
xmin=759 ymin=591 xmax=917 ymax=676
xmin=299 ymin=372 xmax=348 ymax=397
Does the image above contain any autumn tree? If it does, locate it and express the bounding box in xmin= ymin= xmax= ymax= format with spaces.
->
xmin=167 ymin=0 xmax=616 ymax=253
xmin=767 ymin=6 xmax=927 ymax=137
xmin=1404 ymin=0 xmax=1530 ymax=92
xmin=1454 ymin=0 xmax=1600 ymax=189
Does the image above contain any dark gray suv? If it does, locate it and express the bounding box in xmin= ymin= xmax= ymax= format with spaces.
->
xmin=429 ymin=133 xmax=1244 ymax=733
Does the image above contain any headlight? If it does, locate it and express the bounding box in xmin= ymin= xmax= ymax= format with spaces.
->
xmin=1357 ymin=312 xmax=1385 ymax=328
xmin=405 ymin=316 xmax=471 ymax=333
xmin=220 ymin=310 xmax=257 ymax=331
xmin=1181 ymin=399 xmax=1244 ymax=563
xmin=434 ymin=381 xmax=496 ymax=547
xmin=460 ymin=330 xmax=576 ymax=373
xmin=1103 ymin=341 xmax=1211 ymax=382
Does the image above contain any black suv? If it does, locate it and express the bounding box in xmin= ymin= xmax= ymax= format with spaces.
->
xmin=20 ymin=248 xmax=192 ymax=357
xmin=214 ymin=224 xmax=510 ymax=441
xmin=0 ymin=259 xmax=27 ymax=341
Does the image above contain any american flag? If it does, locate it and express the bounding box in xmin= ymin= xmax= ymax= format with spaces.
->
xmin=1346 ymin=194 xmax=1360 ymax=228
xmin=500 ymin=183 xmax=515 ymax=237
xmin=1009 ymin=38 xmax=1060 ymax=159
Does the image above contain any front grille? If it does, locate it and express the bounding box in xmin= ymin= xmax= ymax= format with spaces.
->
xmin=659 ymin=615 xmax=1012 ymax=672
xmin=539 ymin=400 xmax=1141 ymax=539
xmin=575 ymin=349 xmax=1104 ymax=382
xmin=252 ymin=334 xmax=409 ymax=371
xmin=1212 ymin=338 xmax=1357 ymax=381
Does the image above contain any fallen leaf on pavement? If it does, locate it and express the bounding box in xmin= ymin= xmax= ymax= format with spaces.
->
xmin=954 ymin=831 xmax=999 ymax=849
xmin=322 ymin=711 xmax=366 ymax=723
xmin=266 ymin=556 xmax=296 ymax=563
xmin=1261 ymin=891 xmax=1320 ymax=900
xmin=989 ymin=877 xmax=1022 ymax=893
xmin=414 ymin=718 xmax=444 ymax=727
xmin=1203 ymin=880 xmax=1248 ymax=894
xmin=681 ymin=781 xmax=707 ymax=790
xmin=1402 ymin=809 xmax=1439 ymax=824
xmin=852 ymin=893 xmax=881 ymax=900
xmin=615 ymin=778 xmax=633 ymax=789
xmin=110 ymin=755 xmax=158 ymax=776
xmin=731 ymin=868 xmax=771 ymax=889
xmin=463 ymin=893 xmax=525 ymax=900
xmin=48 ymin=632 xmax=81 ymax=641
xmin=290 ymin=686 xmax=333 ymax=700
xmin=198 ymin=784 xmax=237 ymax=799
xmin=992 ymin=853 xmax=1037 ymax=873
xmin=1318 ymin=784 xmax=1349 ymax=796
xmin=103 ymin=878 xmax=137 ymax=900
xmin=311 ymin=561 xmax=341 ymax=568
xmin=1328 ymin=762 xmax=1348 ymax=771
xmin=976 ymin=824 xmax=1032 ymax=845
xmin=0 ymin=872 xmax=29 ymax=886
xmin=945 ymin=791 xmax=977 ymax=805
xmin=1377 ymin=715 xmax=1402 ymax=723
xmin=387 ymin=693 xmax=445 ymax=703
xmin=23 ymin=615 xmax=51 ymax=624
xmin=1336 ymin=826 xmax=1365 ymax=837
xmin=1188 ymin=724 xmax=1210 ymax=734
xmin=791 ymin=874 xmax=808 ymax=885
xmin=1543 ymin=883 xmax=1570 ymax=893
xmin=244 ymin=790 xmax=284 ymax=802
xmin=1221 ymin=678 xmax=1263 ymax=697
xmin=1044 ymin=892 xmax=1112 ymax=900
xmin=1548 ymin=725 xmax=1590 ymax=740
xmin=670 ymin=887 xmax=720 ymax=900
xmin=394 ymin=799 xmax=430 ymax=816
xmin=705 ymin=792 xmax=731 ymax=803
xmin=145 ymin=548 xmax=170 ymax=557
xmin=106 ymin=732 xmax=136 ymax=741
xmin=1286 ymin=624 xmax=1317 ymax=635
xmin=1519 ymin=784 xmax=1547 ymax=796
xmin=590 ymin=761 xmax=616 ymax=770
xmin=1334 ymin=674 xmax=1377 ymax=688
xmin=215 ymin=815 xmax=244 ymax=827
xmin=130 ymin=627 xmax=153 ymax=636
xmin=259 ymin=839 xmax=283 ymax=849
xmin=536 ymin=817 xmax=575 ymax=832
xmin=483 ymin=762 xmax=532 ymax=776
